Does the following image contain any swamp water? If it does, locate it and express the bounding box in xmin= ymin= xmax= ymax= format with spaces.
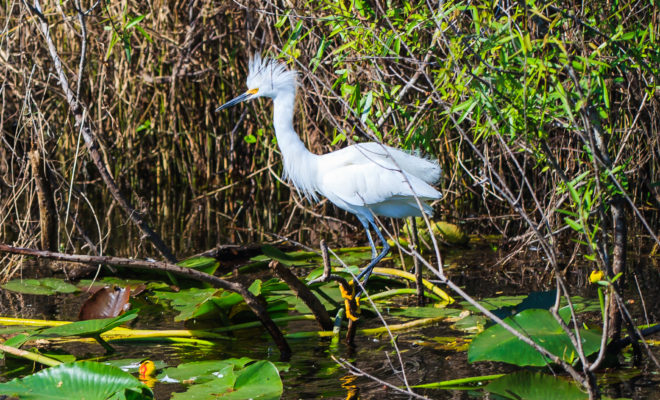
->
xmin=0 ymin=240 xmax=659 ymax=399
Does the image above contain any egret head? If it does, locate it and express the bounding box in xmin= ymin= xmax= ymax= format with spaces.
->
xmin=216 ymin=55 xmax=297 ymax=112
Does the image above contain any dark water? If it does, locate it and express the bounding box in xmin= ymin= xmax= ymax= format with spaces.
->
xmin=1 ymin=241 xmax=659 ymax=399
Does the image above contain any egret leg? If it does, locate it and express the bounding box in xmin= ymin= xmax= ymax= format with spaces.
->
xmin=360 ymin=218 xmax=378 ymax=259
xmin=356 ymin=220 xmax=390 ymax=297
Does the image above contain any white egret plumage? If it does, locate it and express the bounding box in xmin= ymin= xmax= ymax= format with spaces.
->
xmin=217 ymin=55 xmax=441 ymax=296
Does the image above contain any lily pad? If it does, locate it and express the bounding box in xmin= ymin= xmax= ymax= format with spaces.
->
xmin=154 ymin=280 xmax=263 ymax=322
xmin=485 ymin=371 xmax=588 ymax=400
xmin=2 ymin=278 xmax=79 ymax=295
xmin=31 ymin=309 xmax=138 ymax=340
xmin=390 ymin=307 xmax=462 ymax=319
xmin=159 ymin=358 xmax=253 ymax=383
xmin=178 ymin=256 xmax=220 ymax=275
xmin=154 ymin=288 xmax=222 ymax=321
xmin=468 ymin=309 xmax=602 ymax=366
xmin=170 ymin=360 xmax=282 ymax=400
xmin=0 ymin=361 xmax=153 ymax=399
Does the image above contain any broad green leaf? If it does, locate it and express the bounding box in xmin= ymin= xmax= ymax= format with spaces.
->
xmin=159 ymin=359 xmax=246 ymax=383
xmin=0 ymin=361 xmax=152 ymax=399
xmin=229 ymin=360 xmax=283 ymax=399
xmin=390 ymin=307 xmax=462 ymax=319
xmin=468 ymin=309 xmax=602 ymax=366
xmin=31 ymin=309 xmax=138 ymax=339
xmin=485 ymin=371 xmax=588 ymax=400
xmin=460 ymin=294 xmax=527 ymax=312
xmin=178 ymin=256 xmax=220 ymax=275
xmin=2 ymin=278 xmax=79 ymax=295
xmin=154 ymin=288 xmax=221 ymax=321
xmin=261 ymin=245 xmax=302 ymax=266
xmin=169 ymin=360 xmax=282 ymax=400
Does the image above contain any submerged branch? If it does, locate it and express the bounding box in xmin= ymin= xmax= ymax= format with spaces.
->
xmin=269 ymin=260 xmax=333 ymax=331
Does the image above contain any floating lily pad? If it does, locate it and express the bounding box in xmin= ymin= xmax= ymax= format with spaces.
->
xmin=489 ymin=290 xmax=557 ymax=322
xmin=485 ymin=371 xmax=588 ymax=400
xmin=460 ymin=294 xmax=528 ymax=312
xmin=468 ymin=309 xmax=602 ymax=366
xmin=170 ymin=360 xmax=283 ymax=400
xmin=390 ymin=307 xmax=462 ymax=319
xmin=159 ymin=358 xmax=253 ymax=383
xmin=78 ymin=278 xmax=168 ymax=292
xmin=154 ymin=280 xmax=263 ymax=322
xmin=178 ymin=256 xmax=220 ymax=275
xmin=2 ymin=278 xmax=79 ymax=295
xmin=31 ymin=309 xmax=138 ymax=340
xmin=0 ymin=361 xmax=153 ymax=399
xmin=154 ymin=288 xmax=222 ymax=321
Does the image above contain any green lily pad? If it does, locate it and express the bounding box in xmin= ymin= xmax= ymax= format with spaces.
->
xmin=159 ymin=358 xmax=253 ymax=383
xmin=2 ymin=278 xmax=79 ymax=295
xmin=0 ymin=361 xmax=153 ymax=399
xmin=485 ymin=371 xmax=588 ymax=400
xmin=78 ymin=278 xmax=169 ymax=292
xmin=155 ymin=280 xmax=263 ymax=322
xmin=178 ymin=256 xmax=220 ymax=275
xmin=468 ymin=309 xmax=602 ymax=366
xmin=31 ymin=309 xmax=138 ymax=340
xmin=170 ymin=360 xmax=282 ymax=400
xmin=460 ymin=294 xmax=528 ymax=312
xmin=390 ymin=307 xmax=462 ymax=319
xmin=154 ymin=288 xmax=222 ymax=321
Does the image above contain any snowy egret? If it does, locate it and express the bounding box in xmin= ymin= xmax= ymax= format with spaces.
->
xmin=217 ymin=55 xmax=441 ymax=295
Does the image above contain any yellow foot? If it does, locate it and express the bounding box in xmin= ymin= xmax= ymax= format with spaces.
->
xmin=339 ymin=280 xmax=360 ymax=322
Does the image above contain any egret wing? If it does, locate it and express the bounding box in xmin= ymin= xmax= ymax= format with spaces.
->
xmin=319 ymin=161 xmax=440 ymax=210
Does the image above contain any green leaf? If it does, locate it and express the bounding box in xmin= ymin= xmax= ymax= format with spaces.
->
xmin=125 ymin=15 xmax=145 ymax=30
xmin=178 ymin=256 xmax=220 ymax=275
xmin=0 ymin=361 xmax=153 ymax=399
xmin=261 ymin=244 xmax=299 ymax=265
xmin=390 ymin=307 xmax=462 ymax=318
xmin=230 ymin=360 xmax=283 ymax=399
xmin=468 ymin=309 xmax=602 ymax=366
xmin=485 ymin=371 xmax=588 ymax=400
xmin=154 ymin=288 xmax=221 ymax=321
xmin=32 ymin=309 xmax=138 ymax=339
xmin=170 ymin=360 xmax=283 ymax=400
xmin=564 ymin=217 xmax=583 ymax=232
xmin=159 ymin=359 xmax=251 ymax=383
xmin=2 ymin=278 xmax=79 ymax=295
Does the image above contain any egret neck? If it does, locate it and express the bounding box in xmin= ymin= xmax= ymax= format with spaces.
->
xmin=272 ymin=88 xmax=319 ymax=200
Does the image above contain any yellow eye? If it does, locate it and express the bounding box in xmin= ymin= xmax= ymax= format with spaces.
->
xmin=247 ymin=88 xmax=259 ymax=95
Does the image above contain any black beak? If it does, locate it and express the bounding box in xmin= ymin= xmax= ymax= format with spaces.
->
xmin=215 ymin=91 xmax=253 ymax=112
